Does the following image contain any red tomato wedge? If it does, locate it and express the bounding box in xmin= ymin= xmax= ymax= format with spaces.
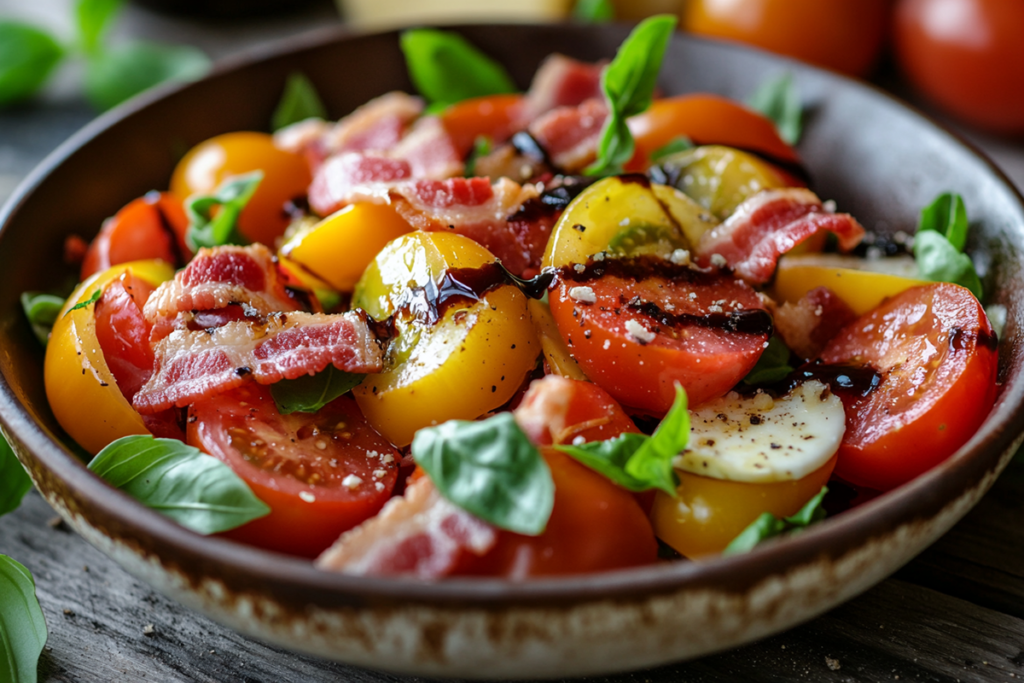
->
xmin=821 ymin=283 xmax=998 ymax=491
xmin=82 ymin=192 xmax=188 ymax=280
xmin=94 ymin=273 xmax=157 ymax=402
xmin=439 ymin=94 xmax=525 ymax=157
xmin=456 ymin=448 xmax=658 ymax=578
xmin=548 ymin=265 xmax=770 ymax=413
xmin=188 ymin=384 xmax=400 ymax=558
xmin=627 ymin=95 xmax=800 ymax=171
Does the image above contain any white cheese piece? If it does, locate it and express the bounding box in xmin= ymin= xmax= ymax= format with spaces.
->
xmin=673 ymin=380 xmax=845 ymax=484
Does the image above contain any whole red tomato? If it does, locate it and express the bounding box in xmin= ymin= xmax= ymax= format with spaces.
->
xmin=894 ymin=0 xmax=1024 ymax=134
xmin=682 ymin=0 xmax=890 ymax=77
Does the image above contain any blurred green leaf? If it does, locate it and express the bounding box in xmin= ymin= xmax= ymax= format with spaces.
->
xmin=748 ymin=72 xmax=802 ymax=146
xmin=573 ymin=0 xmax=614 ymax=22
xmin=0 ymin=22 xmax=64 ymax=106
xmin=400 ymin=29 xmax=517 ymax=108
xmin=84 ymin=42 xmax=210 ymax=111
xmin=272 ymin=71 xmax=327 ymax=131
xmin=76 ymin=0 xmax=124 ymax=55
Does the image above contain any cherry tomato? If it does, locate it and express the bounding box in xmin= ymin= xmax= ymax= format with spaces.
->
xmin=188 ymin=384 xmax=400 ymax=558
xmin=652 ymin=455 xmax=836 ymax=559
xmin=682 ymin=0 xmax=890 ymax=77
xmin=894 ymin=0 xmax=1024 ymax=134
xmin=94 ymin=273 xmax=156 ymax=402
xmin=45 ymin=260 xmax=175 ymax=455
xmin=81 ymin=192 xmax=188 ymax=280
xmin=628 ymin=95 xmax=800 ymax=171
xmin=439 ymin=94 xmax=524 ymax=157
xmin=170 ymin=132 xmax=312 ymax=246
xmin=457 ymin=448 xmax=658 ymax=577
xmin=549 ymin=270 xmax=768 ymax=413
xmin=821 ymin=283 xmax=998 ymax=491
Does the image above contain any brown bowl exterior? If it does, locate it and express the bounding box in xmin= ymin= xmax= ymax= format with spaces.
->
xmin=1 ymin=24 xmax=1023 ymax=678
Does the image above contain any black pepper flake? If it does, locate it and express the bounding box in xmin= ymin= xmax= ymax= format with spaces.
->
xmin=572 ymin=223 xmax=587 ymax=233
xmin=235 ymin=367 xmax=252 ymax=377
xmin=584 ymin=330 xmax=592 ymax=339
xmin=770 ymin=443 xmax=781 ymax=449
xmin=750 ymin=415 xmax=762 ymax=425
xmin=491 ymin=385 xmax=497 ymax=393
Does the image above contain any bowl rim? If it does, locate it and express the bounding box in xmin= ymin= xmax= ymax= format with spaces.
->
xmin=2 ymin=22 xmax=1023 ymax=608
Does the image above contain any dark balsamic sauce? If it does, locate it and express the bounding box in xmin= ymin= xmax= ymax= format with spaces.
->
xmin=950 ymin=326 xmax=999 ymax=352
xmin=554 ymin=254 xmax=718 ymax=286
xmin=628 ymin=300 xmax=774 ymax=336
xmin=776 ymin=360 xmax=884 ymax=398
xmin=511 ymin=131 xmax=553 ymax=167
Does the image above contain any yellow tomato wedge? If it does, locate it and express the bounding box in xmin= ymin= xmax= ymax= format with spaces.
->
xmin=45 ymin=260 xmax=174 ymax=455
xmin=280 ymin=203 xmax=413 ymax=292
xmin=352 ymin=232 xmax=539 ymax=446
xmin=651 ymin=455 xmax=836 ymax=559
xmin=542 ymin=176 xmax=716 ymax=269
xmin=527 ymin=299 xmax=586 ymax=380
xmin=773 ymin=253 xmax=926 ymax=315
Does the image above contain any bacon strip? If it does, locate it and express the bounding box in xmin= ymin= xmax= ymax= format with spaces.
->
xmin=528 ymin=98 xmax=608 ymax=173
xmin=696 ymin=189 xmax=866 ymax=284
xmin=521 ymin=54 xmax=605 ymax=122
xmin=307 ymin=152 xmax=413 ymax=216
xmin=316 ymin=476 xmax=497 ymax=578
xmin=134 ymin=311 xmax=382 ymax=414
xmin=388 ymin=115 xmax=463 ymax=180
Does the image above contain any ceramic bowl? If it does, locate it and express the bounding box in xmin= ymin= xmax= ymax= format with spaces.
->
xmin=1 ymin=24 xmax=1022 ymax=679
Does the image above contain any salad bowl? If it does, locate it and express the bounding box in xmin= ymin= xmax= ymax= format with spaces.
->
xmin=1 ymin=23 xmax=1023 ymax=679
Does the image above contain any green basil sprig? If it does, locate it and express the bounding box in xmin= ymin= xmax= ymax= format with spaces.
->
xmin=64 ymin=288 xmax=101 ymax=316
xmin=0 ymin=555 xmax=48 ymax=683
xmin=585 ymin=15 xmax=678 ymax=176
xmin=0 ymin=22 xmax=64 ymax=106
xmin=20 ymin=292 xmax=65 ymax=346
xmin=77 ymin=0 xmax=122 ymax=56
xmin=270 ymin=366 xmax=365 ymax=415
xmin=464 ymin=136 xmax=493 ymax=178
xmin=573 ymin=0 xmax=615 ymax=22
xmin=0 ymin=437 xmax=32 ymax=518
xmin=555 ymin=385 xmax=688 ymax=495
xmin=412 ymin=413 xmax=555 ymax=536
xmin=272 ymin=72 xmax=327 ymax=132
xmin=743 ymin=335 xmax=793 ymax=386
xmin=88 ymin=435 xmax=270 ymax=535
xmin=649 ymin=135 xmax=693 ymax=164
xmin=185 ymin=172 xmax=263 ymax=251
xmin=913 ymin=192 xmax=983 ymax=300
xmin=400 ymin=29 xmax=518 ymax=110
xmin=747 ymin=72 xmax=802 ymax=146
xmin=723 ymin=486 xmax=828 ymax=555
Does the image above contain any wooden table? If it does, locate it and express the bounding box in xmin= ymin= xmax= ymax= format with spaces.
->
xmin=2 ymin=2 xmax=1024 ymax=681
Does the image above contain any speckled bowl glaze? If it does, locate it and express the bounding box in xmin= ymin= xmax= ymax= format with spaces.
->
xmin=1 ymin=24 xmax=1023 ymax=679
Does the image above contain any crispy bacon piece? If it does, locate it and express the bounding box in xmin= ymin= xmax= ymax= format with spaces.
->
xmin=315 ymin=475 xmax=497 ymax=578
xmin=388 ymin=115 xmax=463 ymax=180
xmin=521 ymin=54 xmax=605 ymax=122
xmin=133 ymin=311 xmax=383 ymax=414
xmin=307 ymin=153 xmax=413 ymax=216
xmin=772 ymin=286 xmax=859 ymax=360
xmin=393 ymin=177 xmax=544 ymax=276
xmin=528 ymin=98 xmax=608 ymax=173
xmin=695 ymin=189 xmax=866 ymax=284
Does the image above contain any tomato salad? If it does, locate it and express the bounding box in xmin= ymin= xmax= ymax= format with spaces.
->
xmin=36 ymin=18 xmax=999 ymax=578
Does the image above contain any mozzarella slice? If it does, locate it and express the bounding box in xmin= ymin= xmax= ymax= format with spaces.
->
xmin=674 ymin=380 xmax=845 ymax=484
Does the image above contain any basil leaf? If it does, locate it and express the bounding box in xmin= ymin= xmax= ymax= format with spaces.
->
xmin=554 ymin=384 xmax=688 ymax=495
xmin=0 ymin=22 xmax=64 ymax=106
xmin=743 ymin=335 xmax=793 ymax=386
xmin=20 ymin=292 xmax=64 ymax=346
xmin=747 ymin=72 xmax=802 ymax=146
xmin=412 ymin=413 xmax=554 ymax=535
xmin=84 ymin=41 xmax=209 ymax=111
xmin=464 ymin=135 xmax=493 ymax=178
xmin=913 ymin=193 xmax=982 ymax=300
xmin=76 ymin=0 xmax=123 ymax=56
xmin=573 ymin=0 xmax=615 ymax=22
xmin=272 ymin=72 xmax=327 ymax=132
xmin=918 ymin=191 xmax=969 ymax=250
xmin=0 ymin=436 xmax=32 ymax=518
xmin=649 ymin=135 xmax=693 ymax=163
xmin=270 ymin=366 xmax=365 ymax=415
xmin=724 ymin=486 xmax=828 ymax=555
xmin=0 ymin=555 xmax=47 ymax=683
xmin=88 ymin=435 xmax=270 ymax=535
xmin=400 ymin=29 xmax=518 ymax=109
xmin=64 ymin=288 xmax=101 ymax=316
xmin=585 ymin=14 xmax=677 ymax=176
xmin=185 ymin=171 xmax=262 ymax=251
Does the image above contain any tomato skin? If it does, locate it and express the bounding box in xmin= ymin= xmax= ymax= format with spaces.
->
xmin=170 ymin=132 xmax=312 ymax=246
xmin=94 ymin=273 xmax=156 ymax=402
xmin=188 ymin=384 xmax=400 ymax=558
xmin=894 ymin=0 xmax=1024 ymax=134
xmin=682 ymin=0 xmax=890 ymax=77
xmin=81 ymin=192 xmax=188 ymax=280
xmin=628 ymin=95 xmax=799 ymax=170
xmin=439 ymin=94 xmax=524 ymax=157
xmin=821 ymin=283 xmax=998 ymax=491
xmin=457 ymin=449 xmax=658 ymax=578
xmin=548 ymin=272 xmax=769 ymax=412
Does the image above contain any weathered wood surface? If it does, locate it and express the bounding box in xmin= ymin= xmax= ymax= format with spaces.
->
xmin=4 ymin=1 xmax=1024 ymax=681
